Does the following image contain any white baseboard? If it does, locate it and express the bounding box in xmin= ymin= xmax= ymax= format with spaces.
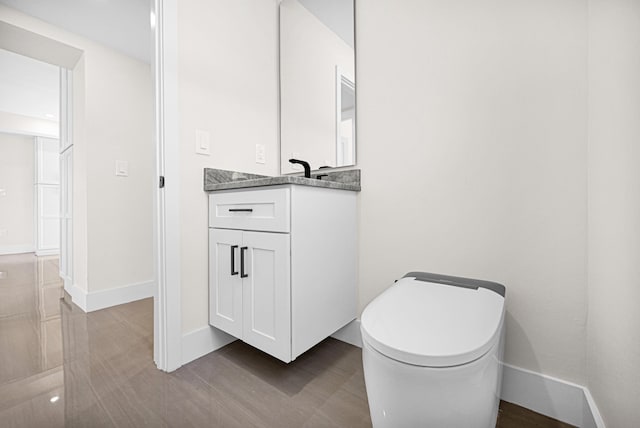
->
xmin=67 ymin=282 xmax=87 ymax=311
xmin=501 ymin=363 xmax=605 ymax=428
xmin=69 ymin=280 xmax=154 ymax=313
xmin=35 ymin=249 xmax=59 ymax=256
xmin=181 ymin=326 xmax=236 ymax=366
xmin=331 ymin=318 xmax=362 ymax=348
xmin=0 ymin=245 xmax=34 ymax=255
xmin=583 ymin=387 xmax=606 ymax=428
xmin=331 ymin=319 xmax=605 ymax=428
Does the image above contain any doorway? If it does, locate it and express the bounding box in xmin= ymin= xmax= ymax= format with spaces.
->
xmin=1 ymin=0 xmax=171 ymax=369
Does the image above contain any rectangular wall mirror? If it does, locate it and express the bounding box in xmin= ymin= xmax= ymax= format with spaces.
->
xmin=279 ymin=0 xmax=356 ymax=174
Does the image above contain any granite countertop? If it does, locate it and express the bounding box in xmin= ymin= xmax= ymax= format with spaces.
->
xmin=203 ymin=168 xmax=361 ymax=192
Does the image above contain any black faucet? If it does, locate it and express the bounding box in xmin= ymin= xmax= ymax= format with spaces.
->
xmin=289 ymin=159 xmax=311 ymax=178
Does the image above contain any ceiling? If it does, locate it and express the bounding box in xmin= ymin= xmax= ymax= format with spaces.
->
xmin=298 ymin=0 xmax=354 ymax=49
xmin=0 ymin=0 xmax=151 ymax=63
xmin=0 ymin=1 xmax=147 ymax=125
xmin=0 ymin=48 xmax=60 ymax=122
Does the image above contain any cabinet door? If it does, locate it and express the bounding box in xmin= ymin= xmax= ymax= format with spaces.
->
xmin=241 ymin=231 xmax=291 ymax=362
xmin=209 ymin=228 xmax=243 ymax=338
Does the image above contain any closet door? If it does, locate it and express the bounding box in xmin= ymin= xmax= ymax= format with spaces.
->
xmin=35 ymin=137 xmax=60 ymax=255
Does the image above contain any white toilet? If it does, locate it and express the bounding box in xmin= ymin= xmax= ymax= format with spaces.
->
xmin=361 ymin=272 xmax=506 ymax=428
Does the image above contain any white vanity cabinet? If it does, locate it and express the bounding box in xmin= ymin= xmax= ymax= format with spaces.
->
xmin=208 ymin=184 xmax=356 ymax=363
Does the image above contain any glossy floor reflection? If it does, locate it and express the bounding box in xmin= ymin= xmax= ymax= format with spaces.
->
xmin=0 ymin=253 xmax=573 ymax=427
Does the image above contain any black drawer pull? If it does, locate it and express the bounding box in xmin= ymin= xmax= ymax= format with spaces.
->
xmin=230 ymin=245 xmax=238 ymax=276
xmin=240 ymin=246 xmax=248 ymax=278
xmin=229 ymin=208 xmax=253 ymax=212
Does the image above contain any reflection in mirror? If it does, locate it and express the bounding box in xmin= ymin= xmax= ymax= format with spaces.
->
xmin=280 ymin=0 xmax=355 ymax=174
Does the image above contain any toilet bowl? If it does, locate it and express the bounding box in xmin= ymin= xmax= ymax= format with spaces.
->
xmin=361 ymin=272 xmax=506 ymax=428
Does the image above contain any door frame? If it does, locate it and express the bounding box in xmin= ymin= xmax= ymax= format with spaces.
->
xmin=152 ymin=0 xmax=182 ymax=372
xmin=1 ymin=10 xmax=184 ymax=372
xmin=59 ymin=68 xmax=73 ymax=294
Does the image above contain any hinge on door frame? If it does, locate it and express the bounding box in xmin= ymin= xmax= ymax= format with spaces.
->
xmin=159 ymin=176 xmax=165 ymax=188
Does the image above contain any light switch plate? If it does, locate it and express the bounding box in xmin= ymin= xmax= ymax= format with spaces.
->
xmin=115 ymin=160 xmax=129 ymax=177
xmin=0 ymin=229 xmax=7 ymax=238
xmin=0 ymin=271 xmax=7 ymax=280
xmin=195 ymin=129 xmax=211 ymax=155
xmin=255 ymin=144 xmax=266 ymax=164
xmin=0 ymin=188 xmax=6 ymax=197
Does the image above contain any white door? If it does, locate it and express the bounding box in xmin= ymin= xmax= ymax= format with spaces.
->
xmin=241 ymin=231 xmax=291 ymax=362
xmin=209 ymin=228 xmax=243 ymax=338
xmin=36 ymin=185 xmax=60 ymax=252
xmin=35 ymin=137 xmax=60 ymax=255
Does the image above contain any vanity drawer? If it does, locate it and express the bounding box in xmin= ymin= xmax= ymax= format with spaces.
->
xmin=209 ymin=187 xmax=290 ymax=232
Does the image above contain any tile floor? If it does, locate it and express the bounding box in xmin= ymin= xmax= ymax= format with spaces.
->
xmin=0 ymin=253 xmax=574 ymax=427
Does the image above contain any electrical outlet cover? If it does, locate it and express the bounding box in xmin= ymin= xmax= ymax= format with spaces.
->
xmin=255 ymin=144 xmax=266 ymax=164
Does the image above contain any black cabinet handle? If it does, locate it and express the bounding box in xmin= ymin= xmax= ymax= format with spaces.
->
xmin=229 ymin=208 xmax=253 ymax=212
xmin=230 ymin=245 xmax=238 ymax=275
xmin=240 ymin=246 xmax=248 ymax=278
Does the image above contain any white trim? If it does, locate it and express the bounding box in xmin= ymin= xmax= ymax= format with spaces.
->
xmin=0 ymin=127 xmax=58 ymax=139
xmin=583 ymin=387 xmax=606 ymax=428
xmin=152 ymin=0 xmax=182 ymax=372
xmin=35 ymin=249 xmax=59 ymax=256
xmin=181 ymin=326 xmax=236 ymax=366
xmin=0 ymin=245 xmax=35 ymax=255
xmin=69 ymin=280 xmax=154 ymax=313
xmin=331 ymin=319 xmax=605 ymax=428
xmin=331 ymin=318 xmax=362 ymax=348
xmin=58 ymin=69 xmax=73 ymax=296
xmin=501 ymin=363 xmax=597 ymax=427
xmin=67 ymin=282 xmax=87 ymax=312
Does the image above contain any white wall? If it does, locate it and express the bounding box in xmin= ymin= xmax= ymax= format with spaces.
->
xmin=0 ymin=132 xmax=34 ymax=254
xmin=357 ymin=0 xmax=588 ymax=384
xmin=280 ymin=0 xmax=355 ymax=173
xmin=587 ymin=0 xmax=640 ymax=425
xmin=177 ymin=0 xmax=279 ymax=334
xmin=0 ymin=6 xmax=154 ymax=297
xmin=84 ymin=44 xmax=153 ymax=292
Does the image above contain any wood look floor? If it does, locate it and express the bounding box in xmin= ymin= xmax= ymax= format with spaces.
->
xmin=0 ymin=253 xmax=575 ymax=427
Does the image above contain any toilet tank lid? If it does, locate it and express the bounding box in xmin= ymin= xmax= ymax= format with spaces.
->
xmin=360 ymin=273 xmax=506 ymax=367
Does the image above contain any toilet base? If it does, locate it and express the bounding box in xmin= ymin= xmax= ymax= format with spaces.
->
xmin=362 ymin=326 xmax=504 ymax=428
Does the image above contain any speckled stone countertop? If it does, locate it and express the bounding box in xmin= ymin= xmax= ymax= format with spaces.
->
xmin=203 ymin=168 xmax=361 ymax=192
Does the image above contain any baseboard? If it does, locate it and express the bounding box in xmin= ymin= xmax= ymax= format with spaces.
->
xmin=331 ymin=318 xmax=362 ymax=348
xmin=69 ymin=280 xmax=154 ymax=313
xmin=581 ymin=386 xmax=606 ymax=428
xmin=35 ymin=249 xmax=59 ymax=256
xmin=67 ymin=282 xmax=88 ymax=311
xmin=331 ymin=319 xmax=605 ymax=428
xmin=501 ymin=364 xmax=606 ymax=427
xmin=0 ymin=245 xmax=34 ymax=255
xmin=181 ymin=326 xmax=236 ymax=366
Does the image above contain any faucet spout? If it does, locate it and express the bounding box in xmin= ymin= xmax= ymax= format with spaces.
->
xmin=288 ymin=158 xmax=311 ymax=178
